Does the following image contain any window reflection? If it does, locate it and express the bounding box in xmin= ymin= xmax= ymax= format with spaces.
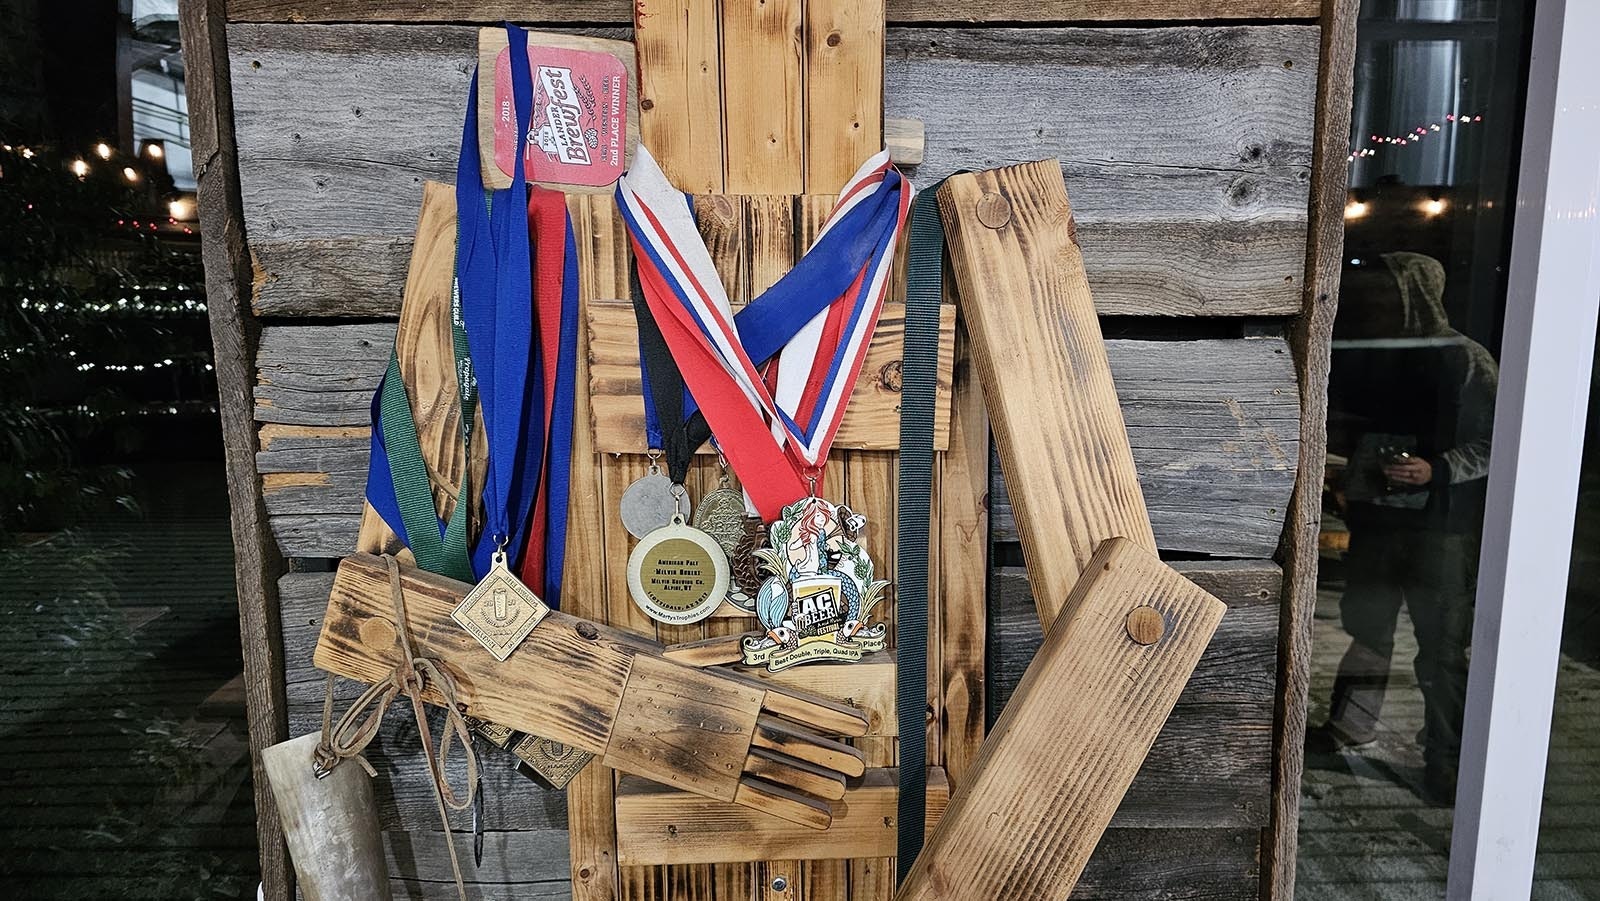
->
xmin=1299 ymin=0 xmax=1528 ymax=895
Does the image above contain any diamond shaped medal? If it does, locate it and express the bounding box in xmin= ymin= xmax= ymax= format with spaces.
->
xmin=452 ymin=551 xmax=549 ymax=662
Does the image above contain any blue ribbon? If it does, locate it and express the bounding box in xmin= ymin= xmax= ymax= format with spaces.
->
xmin=456 ymin=24 xmax=538 ymax=577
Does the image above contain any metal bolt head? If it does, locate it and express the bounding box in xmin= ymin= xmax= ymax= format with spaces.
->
xmin=771 ymin=875 xmax=790 ymax=892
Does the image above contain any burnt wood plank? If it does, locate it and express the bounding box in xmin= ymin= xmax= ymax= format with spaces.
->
xmin=228 ymin=23 xmax=1316 ymax=318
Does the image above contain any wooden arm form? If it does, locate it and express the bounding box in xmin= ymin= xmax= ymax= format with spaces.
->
xmin=314 ymin=553 xmax=867 ymax=829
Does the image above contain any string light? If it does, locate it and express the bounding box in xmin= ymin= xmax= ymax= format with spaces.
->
xmin=70 ymin=159 xmax=89 ymax=177
xmin=144 ymin=143 xmax=164 ymax=160
xmin=1349 ymin=111 xmax=1486 ymax=163
xmin=1344 ymin=200 xmax=1369 ymax=220
xmin=122 ymin=166 xmax=139 ymax=183
xmin=1424 ymin=197 xmax=1447 ymax=216
xmin=95 ymin=142 xmax=113 ymax=160
xmin=168 ymin=197 xmax=193 ymax=220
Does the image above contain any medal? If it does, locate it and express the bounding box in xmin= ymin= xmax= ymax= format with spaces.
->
xmin=452 ymin=548 xmax=551 ymax=661
xmin=742 ymin=497 xmax=888 ymax=671
xmin=620 ymin=456 xmax=684 ymax=539
xmin=511 ymin=735 xmax=594 ymax=790
xmin=627 ymin=511 xmax=730 ymax=625
xmin=693 ymin=461 xmax=747 ymax=558
xmin=617 ymin=145 xmax=910 ymax=666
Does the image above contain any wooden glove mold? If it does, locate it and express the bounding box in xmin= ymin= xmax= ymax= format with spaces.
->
xmin=314 ymin=553 xmax=868 ymax=829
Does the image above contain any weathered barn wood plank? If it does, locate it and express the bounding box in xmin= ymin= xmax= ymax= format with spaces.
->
xmin=988 ymin=561 xmax=1279 ymax=829
xmin=330 ymin=828 xmax=1260 ymax=900
xmin=988 ymin=562 xmax=1281 ymax=716
xmin=177 ymin=1 xmax=292 ymax=897
xmin=224 ymin=0 xmax=1320 ymax=25
xmin=989 ymin=336 xmax=1300 ymax=559
xmin=257 ymin=334 xmax=1297 ymax=559
xmin=892 ymin=26 xmax=1318 ymax=317
xmin=1269 ymin=1 xmax=1359 ymax=896
xmin=229 ymin=23 xmax=1316 ymax=318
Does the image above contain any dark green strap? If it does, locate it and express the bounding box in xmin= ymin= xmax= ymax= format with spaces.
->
xmin=376 ymin=247 xmax=478 ymax=583
xmin=896 ymin=184 xmax=947 ymax=880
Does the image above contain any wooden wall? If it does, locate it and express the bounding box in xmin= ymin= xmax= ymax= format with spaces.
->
xmin=180 ymin=0 xmax=1354 ymax=898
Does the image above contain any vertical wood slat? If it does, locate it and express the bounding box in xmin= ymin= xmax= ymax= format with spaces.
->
xmin=176 ymin=1 xmax=292 ymax=898
xmin=567 ymin=193 xmax=625 ymax=901
xmin=803 ymin=0 xmax=884 ymax=192
xmin=635 ymin=0 xmax=725 ymax=194
xmin=722 ymin=0 xmax=805 ymax=193
xmin=1267 ymin=1 xmax=1359 ymax=898
xmin=938 ymin=323 xmax=987 ymax=789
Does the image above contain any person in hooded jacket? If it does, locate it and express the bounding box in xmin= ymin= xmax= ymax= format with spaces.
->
xmin=1307 ymin=251 xmax=1498 ymax=806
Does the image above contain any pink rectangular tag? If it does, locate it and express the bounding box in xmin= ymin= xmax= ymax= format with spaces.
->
xmin=492 ymin=42 xmax=628 ymax=187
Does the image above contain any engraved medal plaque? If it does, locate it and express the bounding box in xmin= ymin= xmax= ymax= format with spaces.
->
xmin=512 ymin=734 xmax=595 ymax=790
xmin=452 ymin=551 xmax=550 ymax=662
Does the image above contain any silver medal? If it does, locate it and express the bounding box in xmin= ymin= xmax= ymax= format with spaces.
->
xmin=620 ymin=461 xmax=690 ymax=540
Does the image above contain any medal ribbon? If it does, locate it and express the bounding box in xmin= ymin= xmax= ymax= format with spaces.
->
xmin=516 ymin=188 xmax=580 ymax=609
xmin=616 ymin=146 xmax=911 ymax=520
xmin=455 ymin=24 xmax=539 ymax=577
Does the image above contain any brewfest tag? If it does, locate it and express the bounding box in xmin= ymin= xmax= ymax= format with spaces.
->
xmin=627 ymin=514 xmax=729 ymax=625
xmin=742 ymin=497 xmax=888 ymax=672
xmin=453 ymin=550 xmax=551 ymax=662
xmin=493 ymin=42 xmax=627 ymax=187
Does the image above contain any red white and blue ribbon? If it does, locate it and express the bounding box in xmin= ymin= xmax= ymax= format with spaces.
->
xmin=616 ymin=145 xmax=912 ymax=521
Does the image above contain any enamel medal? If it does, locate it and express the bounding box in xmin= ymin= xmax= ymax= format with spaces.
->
xmin=452 ymin=548 xmax=550 ymax=661
xmin=741 ymin=497 xmax=889 ymax=672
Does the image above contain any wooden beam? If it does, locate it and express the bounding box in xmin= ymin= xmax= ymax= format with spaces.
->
xmin=898 ymin=538 xmax=1225 ymax=901
xmin=176 ymin=1 xmax=290 ymax=899
xmin=1266 ymin=0 xmax=1358 ymax=898
xmin=223 ymin=1 xmax=1322 ymax=24
xmin=938 ymin=161 xmax=1156 ymax=631
xmin=615 ymin=767 xmax=950 ymax=866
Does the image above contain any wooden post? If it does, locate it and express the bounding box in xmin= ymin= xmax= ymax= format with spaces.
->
xmin=896 ymin=538 xmax=1225 ymax=901
xmin=1266 ymin=1 xmax=1359 ymax=897
xmin=176 ymin=1 xmax=291 ymax=898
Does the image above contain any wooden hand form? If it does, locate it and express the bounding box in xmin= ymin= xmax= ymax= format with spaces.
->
xmin=314 ymin=553 xmax=867 ymax=829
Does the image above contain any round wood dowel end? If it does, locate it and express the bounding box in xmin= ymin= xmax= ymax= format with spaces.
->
xmin=976 ymin=192 xmax=1012 ymax=229
xmin=1125 ymin=606 xmax=1165 ymax=645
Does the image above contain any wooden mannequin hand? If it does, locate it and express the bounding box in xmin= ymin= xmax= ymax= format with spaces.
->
xmin=314 ymin=553 xmax=866 ymax=829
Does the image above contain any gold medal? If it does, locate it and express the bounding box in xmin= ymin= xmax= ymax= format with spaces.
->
xmin=452 ymin=549 xmax=550 ymax=661
xmin=626 ymin=514 xmax=729 ymax=625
